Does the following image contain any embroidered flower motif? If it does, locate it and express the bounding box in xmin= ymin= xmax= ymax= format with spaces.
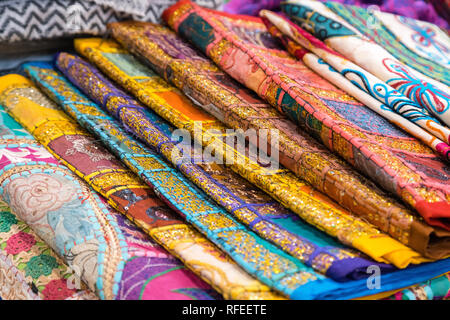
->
xmin=65 ymin=135 xmax=115 ymax=162
xmin=25 ymin=254 xmax=58 ymax=279
xmin=6 ymin=173 xmax=76 ymax=225
xmin=0 ymin=210 xmax=18 ymax=233
xmin=42 ymin=279 xmax=76 ymax=300
xmin=5 ymin=231 xmax=36 ymax=255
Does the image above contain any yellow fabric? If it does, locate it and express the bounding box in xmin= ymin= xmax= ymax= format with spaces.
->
xmin=75 ymin=37 xmax=431 ymax=268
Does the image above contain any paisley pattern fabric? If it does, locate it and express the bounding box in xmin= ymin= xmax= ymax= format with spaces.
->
xmin=281 ymin=1 xmax=450 ymax=128
xmin=159 ymin=1 xmax=450 ymax=234
xmin=25 ymin=60 xmax=335 ymax=300
xmin=0 ymin=74 xmax=279 ymax=300
xmin=104 ymin=22 xmax=445 ymax=269
xmin=47 ymin=50 xmax=401 ymax=282
xmin=0 ymin=197 xmax=96 ymax=300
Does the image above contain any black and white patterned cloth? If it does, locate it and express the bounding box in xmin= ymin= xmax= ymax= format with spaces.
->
xmin=0 ymin=0 xmax=224 ymax=43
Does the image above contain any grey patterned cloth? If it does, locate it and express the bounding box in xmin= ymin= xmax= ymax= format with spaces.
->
xmin=0 ymin=0 xmax=224 ymax=43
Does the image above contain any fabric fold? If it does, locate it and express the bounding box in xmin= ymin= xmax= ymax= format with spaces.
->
xmin=106 ymin=20 xmax=450 ymax=260
xmin=9 ymin=65 xmax=450 ymax=301
xmin=159 ymin=0 xmax=450 ymax=233
xmin=42 ymin=50 xmax=401 ymax=282
xmin=21 ymin=60 xmax=345 ymax=300
xmin=0 ymin=74 xmax=281 ymax=300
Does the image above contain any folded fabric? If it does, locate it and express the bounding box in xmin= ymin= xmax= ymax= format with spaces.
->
xmin=106 ymin=20 xmax=450 ymax=261
xmin=260 ymin=11 xmax=450 ymax=162
xmin=0 ymin=95 xmax=222 ymax=301
xmin=0 ymin=0 xmax=224 ymax=43
xmin=24 ymin=60 xmax=339 ymax=300
xmin=12 ymin=62 xmax=450 ymax=300
xmin=323 ymin=2 xmax=450 ymax=79
xmin=222 ymin=0 xmax=450 ymax=29
xmin=281 ymin=0 xmax=450 ymax=128
xmin=100 ymin=23 xmax=439 ymax=269
xmin=0 ymin=197 xmax=96 ymax=300
xmin=160 ymin=0 xmax=450 ymax=233
xmin=47 ymin=49 xmax=400 ymax=282
xmin=385 ymin=272 xmax=450 ymax=300
xmin=0 ymin=74 xmax=279 ymax=300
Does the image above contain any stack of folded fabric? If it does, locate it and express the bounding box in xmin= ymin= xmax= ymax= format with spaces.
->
xmin=0 ymin=0 xmax=449 ymax=300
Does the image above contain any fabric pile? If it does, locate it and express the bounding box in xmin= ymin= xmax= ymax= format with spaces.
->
xmin=0 ymin=0 xmax=449 ymax=300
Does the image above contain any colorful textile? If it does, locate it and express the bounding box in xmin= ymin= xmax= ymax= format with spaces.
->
xmin=24 ymin=60 xmax=337 ymax=300
xmin=223 ymin=0 xmax=450 ymax=29
xmin=385 ymin=272 xmax=450 ymax=300
xmin=260 ymin=11 xmax=450 ymax=161
xmin=281 ymin=1 xmax=450 ymax=128
xmin=0 ymin=74 xmax=279 ymax=300
xmin=0 ymin=197 xmax=96 ymax=300
xmin=323 ymin=2 xmax=450 ymax=82
xmin=104 ymin=23 xmax=439 ymax=269
xmin=20 ymin=57 xmax=450 ymax=301
xmin=371 ymin=11 xmax=450 ymax=69
xmin=51 ymin=48 xmax=399 ymax=282
xmin=107 ymin=20 xmax=450 ymax=260
xmin=0 ymin=94 xmax=220 ymax=301
xmin=160 ymin=1 xmax=450 ymax=233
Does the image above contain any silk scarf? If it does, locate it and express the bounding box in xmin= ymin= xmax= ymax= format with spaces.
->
xmin=160 ymin=0 xmax=450 ymax=232
xmin=281 ymin=0 xmax=450 ymax=126
xmin=47 ymin=50 xmax=400 ymax=282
